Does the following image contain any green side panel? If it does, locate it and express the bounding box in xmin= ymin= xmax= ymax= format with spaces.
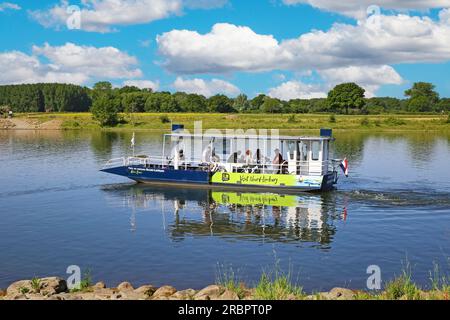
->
xmin=212 ymin=192 xmax=299 ymax=207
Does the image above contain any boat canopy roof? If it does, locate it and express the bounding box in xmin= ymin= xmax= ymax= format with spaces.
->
xmin=166 ymin=132 xmax=334 ymax=141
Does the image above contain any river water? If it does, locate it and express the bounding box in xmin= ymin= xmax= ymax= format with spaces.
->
xmin=0 ymin=130 xmax=449 ymax=292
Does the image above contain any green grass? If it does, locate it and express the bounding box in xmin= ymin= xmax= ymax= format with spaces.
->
xmin=30 ymin=277 xmax=41 ymax=293
xmin=70 ymin=270 xmax=93 ymax=293
xmin=254 ymin=272 xmax=305 ymax=300
xmin=10 ymin=112 xmax=450 ymax=132
xmin=215 ymin=264 xmax=247 ymax=299
xmin=19 ymin=287 xmax=30 ymax=294
xmin=382 ymin=260 xmax=421 ymax=300
xmin=253 ymin=255 xmax=305 ymax=300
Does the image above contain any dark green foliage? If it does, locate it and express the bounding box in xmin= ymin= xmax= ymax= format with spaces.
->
xmin=90 ymin=94 xmax=118 ymax=127
xmin=1 ymin=81 xmax=448 ymax=116
xmin=233 ymin=94 xmax=251 ymax=112
xmin=260 ymin=97 xmax=282 ymax=113
xmin=364 ymin=97 xmax=402 ymax=114
xmin=122 ymin=92 xmax=147 ymax=113
xmin=327 ymin=83 xmax=366 ymax=114
xmin=405 ymin=82 xmax=439 ymax=112
xmin=437 ymin=98 xmax=450 ymax=112
xmin=0 ymin=83 xmax=91 ymax=112
xmin=208 ymin=94 xmax=236 ymax=113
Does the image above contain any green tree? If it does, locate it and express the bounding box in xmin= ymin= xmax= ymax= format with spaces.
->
xmin=437 ymin=98 xmax=450 ymax=112
xmin=122 ymin=92 xmax=148 ymax=113
xmin=91 ymin=94 xmax=118 ymax=127
xmin=405 ymin=82 xmax=439 ymax=112
xmin=208 ymin=95 xmax=236 ymax=113
xmin=260 ymin=97 xmax=282 ymax=113
xmin=233 ymin=94 xmax=251 ymax=112
xmin=327 ymin=83 xmax=366 ymax=114
xmin=250 ymin=94 xmax=267 ymax=112
xmin=92 ymin=81 xmax=113 ymax=102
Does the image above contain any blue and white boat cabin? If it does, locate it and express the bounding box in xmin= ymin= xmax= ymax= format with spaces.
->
xmin=102 ymin=128 xmax=342 ymax=192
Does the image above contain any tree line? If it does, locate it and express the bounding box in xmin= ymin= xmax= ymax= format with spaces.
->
xmin=1 ymin=81 xmax=449 ymax=124
xmin=0 ymin=83 xmax=91 ymax=113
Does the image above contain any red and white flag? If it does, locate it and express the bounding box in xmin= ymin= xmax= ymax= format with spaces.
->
xmin=340 ymin=158 xmax=349 ymax=177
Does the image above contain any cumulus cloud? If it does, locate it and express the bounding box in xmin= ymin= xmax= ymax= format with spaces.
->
xmin=0 ymin=51 xmax=87 ymax=85
xmin=0 ymin=2 xmax=20 ymax=12
xmin=158 ymin=12 xmax=450 ymax=94
xmin=282 ymin=0 xmax=450 ymax=19
xmin=318 ymin=65 xmax=403 ymax=97
xmin=269 ymin=65 xmax=403 ymax=99
xmin=32 ymin=43 xmax=142 ymax=79
xmin=158 ymin=15 xmax=450 ymax=74
xmin=158 ymin=23 xmax=291 ymax=73
xmin=123 ymin=80 xmax=160 ymax=91
xmin=0 ymin=43 xmax=142 ymax=85
xmin=173 ymin=77 xmax=240 ymax=97
xmin=31 ymin=0 xmax=228 ymax=33
xmin=268 ymin=81 xmax=327 ymax=100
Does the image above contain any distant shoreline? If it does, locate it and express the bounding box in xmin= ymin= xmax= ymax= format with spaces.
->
xmin=1 ymin=113 xmax=449 ymax=132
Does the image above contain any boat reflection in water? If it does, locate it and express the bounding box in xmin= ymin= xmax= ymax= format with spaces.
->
xmin=102 ymin=185 xmax=347 ymax=248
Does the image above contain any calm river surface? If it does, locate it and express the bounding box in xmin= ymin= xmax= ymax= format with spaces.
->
xmin=0 ymin=130 xmax=449 ymax=292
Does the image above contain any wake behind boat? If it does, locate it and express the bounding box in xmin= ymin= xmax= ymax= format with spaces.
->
xmin=101 ymin=127 xmax=347 ymax=192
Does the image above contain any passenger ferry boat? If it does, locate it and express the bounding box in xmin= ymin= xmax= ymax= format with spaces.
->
xmin=101 ymin=127 xmax=345 ymax=192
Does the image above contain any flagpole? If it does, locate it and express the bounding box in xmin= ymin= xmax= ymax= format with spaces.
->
xmin=131 ymin=132 xmax=136 ymax=157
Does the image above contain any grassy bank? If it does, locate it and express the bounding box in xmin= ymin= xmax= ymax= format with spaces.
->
xmin=216 ymin=262 xmax=450 ymax=300
xmin=5 ymin=112 xmax=450 ymax=132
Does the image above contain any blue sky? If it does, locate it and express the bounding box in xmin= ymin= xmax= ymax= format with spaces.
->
xmin=1 ymin=0 xmax=450 ymax=99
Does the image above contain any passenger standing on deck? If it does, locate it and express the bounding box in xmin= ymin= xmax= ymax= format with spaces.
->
xmin=202 ymin=145 xmax=212 ymax=163
xmin=244 ymin=150 xmax=253 ymax=165
xmin=273 ymin=148 xmax=283 ymax=174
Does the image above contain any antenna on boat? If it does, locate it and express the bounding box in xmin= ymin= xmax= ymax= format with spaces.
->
xmin=131 ymin=132 xmax=136 ymax=157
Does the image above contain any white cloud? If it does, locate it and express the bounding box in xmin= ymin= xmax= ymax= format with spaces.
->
xmin=32 ymin=43 xmax=142 ymax=79
xmin=318 ymin=65 xmax=404 ymax=97
xmin=158 ymin=15 xmax=450 ymax=74
xmin=0 ymin=2 xmax=20 ymax=12
xmin=0 ymin=43 xmax=142 ymax=85
xmin=158 ymin=12 xmax=450 ymax=92
xmin=269 ymin=65 xmax=403 ymax=99
xmin=282 ymin=0 xmax=450 ymax=19
xmin=123 ymin=80 xmax=160 ymax=91
xmin=0 ymin=51 xmax=88 ymax=85
xmin=158 ymin=23 xmax=291 ymax=73
xmin=31 ymin=0 xmax=228 ymax=33
xmin=268 ymin=81 xmax=327 ymax=100
xmin=173 ymin=77 xmax=240 ymax=97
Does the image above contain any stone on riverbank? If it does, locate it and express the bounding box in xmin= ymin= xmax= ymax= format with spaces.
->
xmin=171 ymin=289 xmax=197 ymax=300
xmin=152 ymin=285 xmax=177 ymax=298
xmin=194 ymin=285 xmax=224 ymax=300
xmin=117 ymin=282 xmax=134 ymax=292
xmin=134 ymin=285 xmax=157 ymax=297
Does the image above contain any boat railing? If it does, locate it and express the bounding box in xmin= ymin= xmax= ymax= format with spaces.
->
xmin=104 ymin=155 xmax=338 ymax=177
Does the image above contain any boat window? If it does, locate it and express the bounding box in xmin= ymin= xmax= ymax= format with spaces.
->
xmin=300 ymin=142 xmax=308 ymax=161
xmin=287 ymin=141 xmax=296 ymax=159
xmin=312 ymin=141 xmax=320 ymax=161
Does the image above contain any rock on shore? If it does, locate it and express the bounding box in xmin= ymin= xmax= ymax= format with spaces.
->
xmin=0 ymin=277 xmax=447 ymax=300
